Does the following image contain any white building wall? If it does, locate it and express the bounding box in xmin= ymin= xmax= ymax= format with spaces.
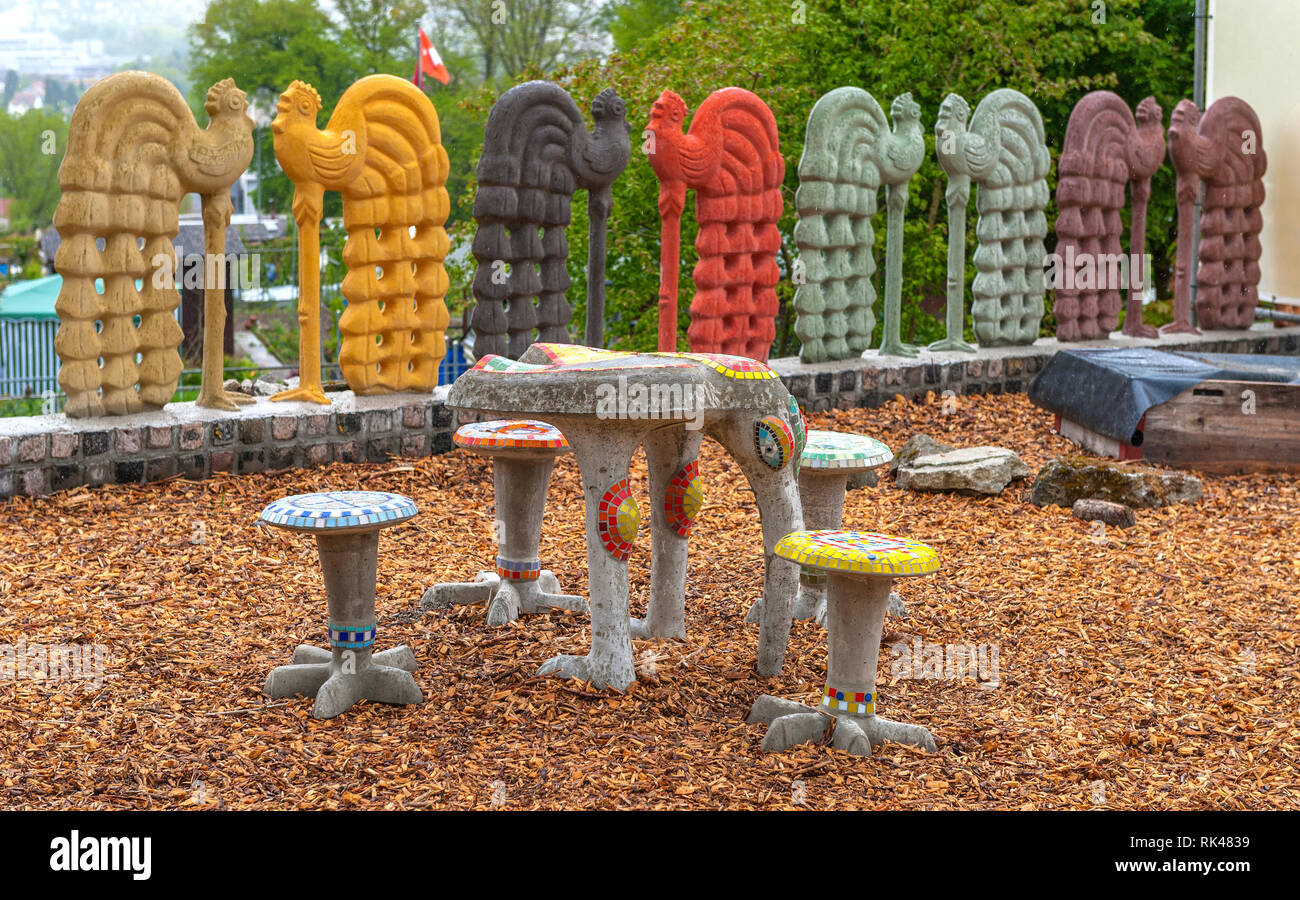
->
xmin=1208 ymin=0 xmax=1300 ymax=301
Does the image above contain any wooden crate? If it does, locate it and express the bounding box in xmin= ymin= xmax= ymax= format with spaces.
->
xmin=1142 ymin=379 xmax=1300 ymax=473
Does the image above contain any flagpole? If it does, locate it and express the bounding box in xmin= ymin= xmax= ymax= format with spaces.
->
xmin=414 ymin=26 xmax=422 ymax=90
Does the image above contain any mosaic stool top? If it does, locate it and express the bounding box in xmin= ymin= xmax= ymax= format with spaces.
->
xmin=261 ymin=491 xmax=419 ymax=534
xmin=776 ymin=530 xmax=939 ymax=578
xmin=801 ymin=431 xmax=893 ymax=472
xmin=454 ymin=419 xmax=570 ymax=452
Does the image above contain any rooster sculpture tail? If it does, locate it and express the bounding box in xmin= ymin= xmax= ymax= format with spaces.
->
xmin=793 ymin=87 xmax=887 ymax=362
xmin=53 ymin=72 xmax=191 ymax=418
xmin=1053 ymin=91 xmax=1137 ymax=341
xmin=1194 ymin=97 xmax=1267 ymax=330
xmin=334 ymin=75 xmax=450 ymax=393
xmin=968 ymin=89 xmax=1051 ymax=346
xmin=647 ymin=87 xmax=785 ymax=360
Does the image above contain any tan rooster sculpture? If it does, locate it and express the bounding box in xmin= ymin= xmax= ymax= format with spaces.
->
xmin=270 ymin=75 xmax=450 ymax=404
xmin=53 ymin=72 xmax=253 ymax=417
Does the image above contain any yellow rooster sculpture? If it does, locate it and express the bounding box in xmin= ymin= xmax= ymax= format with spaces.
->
xmin=270 ymin=75 xmax=450 ymax=404
xmin=53 ymin=72 xmax=254 ymax=417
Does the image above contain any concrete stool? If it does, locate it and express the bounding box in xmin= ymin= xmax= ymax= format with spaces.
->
xmin=421 ymin=420 xmax=585 ymax=625
xmin=747 ymin=430 xmax=896 ymax=624
xmin=261 ymin=491 xmax=423 ymax=719
xmin=747 ymin=530 xmax=939 ymax=757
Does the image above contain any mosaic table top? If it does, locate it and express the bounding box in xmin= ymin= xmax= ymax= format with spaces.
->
xmin=801 ymin=430 xmax=893 ymax=471
xmin=775 ymin=530 xmax=939 ymax=577
xmin=260 ymin=491 xmax=419 ymax=534
xmin=471 ymin=343 xmax=779 ymax=380
xmin=454 ymin=419 xmax=570 ymax=452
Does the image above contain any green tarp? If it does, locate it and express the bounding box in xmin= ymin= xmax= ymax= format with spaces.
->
xmin=0 ymin=274 xmax=60 ymax=320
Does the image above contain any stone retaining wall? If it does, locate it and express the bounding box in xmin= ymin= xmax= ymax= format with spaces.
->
xmin=0 ymin=388 xmax=454 ymax=498
xmin=2 ymin=325 xmax=1298 ymax=498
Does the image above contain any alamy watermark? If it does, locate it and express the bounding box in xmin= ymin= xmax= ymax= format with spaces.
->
xmin=1 ymin=639 xmax=109 ymax=688
xmin=595 ymin=375 xmax=710 ymax=431
xmin=1043 ymin=248 xmax=1151 ymax=293
xmin=890 ymin=637 xmax=1000 ymax=688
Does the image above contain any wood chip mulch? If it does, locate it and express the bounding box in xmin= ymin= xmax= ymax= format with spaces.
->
xmin=0 ymin=392 xmax=1295 ymax=810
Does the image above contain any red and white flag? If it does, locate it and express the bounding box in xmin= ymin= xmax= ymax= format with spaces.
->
xmin=413 ymin=27 xmax=450 ymax=87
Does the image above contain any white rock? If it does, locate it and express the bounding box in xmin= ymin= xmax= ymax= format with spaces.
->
xmin=895 ymin=446 xmax=1031 ymax=496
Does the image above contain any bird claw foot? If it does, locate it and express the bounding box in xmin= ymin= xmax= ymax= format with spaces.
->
xmin=196 ymin=389 xmax=255 ymax=411
xmin=271 ymin=385 xmax=331 ymax=405
xmin=926 ymin=337 xmax=977 ymax=353
xmin=760 ymin=711 xmax=834 ymax=753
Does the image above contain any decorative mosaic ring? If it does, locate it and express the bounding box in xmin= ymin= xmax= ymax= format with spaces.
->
xmin=598 ymin=478 xmax=640 ymax=561
xmin=754 ymin=415 xmax=796 ymax=470
xmin=775 ymin=530 xmax=939 ymax=577
xmin=496 ymin=556 xmax=542 ymax=581
xmin=663 ymin=460 xmax=704 ymax=537
xmin=261 ymin=491 xmax=418 ymax=533
xmin=329 ymin=623 xmax=377 ymax=649
xmin=822 ymin=685 xmax=874 ymax=716
xmin=454 ymin=419 xmax=569 ymax=452
xmin=800 ymin=430 xmax=893 ymax=471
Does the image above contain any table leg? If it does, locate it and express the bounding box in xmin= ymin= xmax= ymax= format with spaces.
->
xmin=632 ymin=425 xmax=702 ymax=639
xmin=536 ymin=426 xmax=643 ymax=690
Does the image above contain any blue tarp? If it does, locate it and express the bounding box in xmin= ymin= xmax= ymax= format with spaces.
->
xmin=1028 ymin=347 xmax=1300 ymax=443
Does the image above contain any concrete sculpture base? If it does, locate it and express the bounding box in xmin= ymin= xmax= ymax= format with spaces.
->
xmin=421 ymin=421 xmax=585 ymax=625
xmin=259 ymin=491 xmax=423 ymax=719
xmin=748 ymin=531 xmax=939 ymax=757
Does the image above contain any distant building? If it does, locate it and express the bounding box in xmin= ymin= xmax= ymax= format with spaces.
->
xmin=6 ymin=81 xmax=44 ymax=115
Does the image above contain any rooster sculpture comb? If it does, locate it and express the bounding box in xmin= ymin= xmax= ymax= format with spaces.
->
xmin=283 ymin=80 xmax=323 ymax=114
xmin=205 ymin=78 xmax=247 ymax=116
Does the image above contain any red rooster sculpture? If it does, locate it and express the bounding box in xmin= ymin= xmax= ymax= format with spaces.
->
xmin=645 ymin=88 xmax=785 ymax=359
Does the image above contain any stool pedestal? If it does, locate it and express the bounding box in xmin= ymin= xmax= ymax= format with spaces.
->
xmin=748 ymin=530 xmax=938 ymax=757
xmin=422 ymin=421 xmax=585 ymax=625
xmin=260 ymin=491 xmax=422 ymax=720
xmin=264 ymin=531 xmax=422 ymax=719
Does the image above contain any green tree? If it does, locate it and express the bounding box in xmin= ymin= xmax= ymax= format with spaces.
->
xmin=450 ymin=0 xmax=606 ymax=81
xmin=0 ymin=108 xmax=68 ymax=233
xmin=602 ymin=0 xmax=682 ymax=52
xmin=335 ymin=0 xmax=429 ymax=74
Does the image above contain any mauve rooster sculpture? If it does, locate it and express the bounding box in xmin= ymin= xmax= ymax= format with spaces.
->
xmin=1165 ymin=97 xmax=1267 ymax=334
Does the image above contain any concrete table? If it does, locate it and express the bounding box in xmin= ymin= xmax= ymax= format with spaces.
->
xmin=261 ymin=491 xmax=423 ymax=719
xmin=747 ymin=530 xmax=939 ymax=757
xmin=448 ymin=343 xmax=804 ymax=690
xmin=421 ymin=420 xmax=586 ymax=625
